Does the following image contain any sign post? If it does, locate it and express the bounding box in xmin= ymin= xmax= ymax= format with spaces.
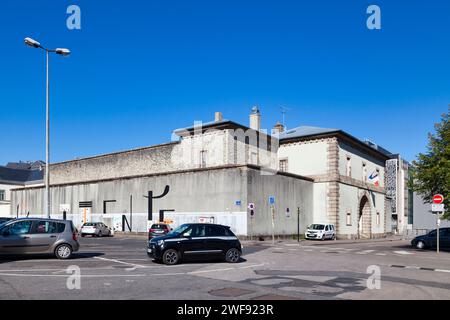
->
xmin=432 ymin=194 xmax=445 ymax=254
xmin=297 ymin=207 xmax=300 ymax=243
xmin=269 ymin=196 xmax=275 ymax=245
xmin=248 ymin=203 xmax=255 ymax=241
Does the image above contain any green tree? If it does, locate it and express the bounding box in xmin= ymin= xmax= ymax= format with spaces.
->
xmin=411 ymin=107 xmax=450 ymax=219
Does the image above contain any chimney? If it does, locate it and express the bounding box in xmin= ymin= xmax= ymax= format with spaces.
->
xmin=249 ymin=106 xmax=261 ymax=131
xmin=273 ymin=122 xmax=285 ymax=134
xmin=214 ymin=111 xmax=223 ymax=122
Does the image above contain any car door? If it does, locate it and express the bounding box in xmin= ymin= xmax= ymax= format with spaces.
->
xmin=0 ymin=220 xmax=33 ymax=254
xmin=181 ymin=225 xmax=207 ymax=256
xmin=441 ymin=228 xmax=450 ymax=249
xmin=205 ymin=225 xmax=228 ymax=254
xmin=27 ymin=220 xmax=61 ymax=253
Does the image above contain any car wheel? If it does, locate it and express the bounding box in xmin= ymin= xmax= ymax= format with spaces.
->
xmin=225 ymin=248 xmax=241 ymax=263
xmin=98 ymin=231 xmax=102 ymax=238
xmin=55 ymin=244 xmax=73 ymax=259
xmin=416 ymin=241 xmax=426 ymax=249
xmin=162 ymin=249 xmax=180 ymax=265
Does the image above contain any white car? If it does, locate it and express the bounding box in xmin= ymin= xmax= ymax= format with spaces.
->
xmin=305 ymin=224 xmax=336 ymax=240
xmin=80 ymin=222 xmax=111 ymax=237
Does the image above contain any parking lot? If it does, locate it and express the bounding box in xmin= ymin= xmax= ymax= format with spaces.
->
xmin=0 ymin=236 xmax=450 ymax=300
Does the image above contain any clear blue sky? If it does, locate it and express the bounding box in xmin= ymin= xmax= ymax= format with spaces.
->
xmin=1 ymin=0 xmax=449 ymax=164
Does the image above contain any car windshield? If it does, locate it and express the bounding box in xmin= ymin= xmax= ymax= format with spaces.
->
xmin=168 ymin=224 xmax=190 ymax=235
xmin=309 ymin=224 xmax=325 ymax=230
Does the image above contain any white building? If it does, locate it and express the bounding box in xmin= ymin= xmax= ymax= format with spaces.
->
xmin=0 ymin=162 xmax=44 ymax=217
xmin=277 ymin=126 xmax=390 ymax=239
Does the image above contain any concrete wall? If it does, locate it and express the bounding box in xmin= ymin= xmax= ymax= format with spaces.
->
xmin=278 ymin=140 xmax=328 ymax=176
xmin=413 ymin=192 xmax=450 ymax=230
xmin=246 ymin=169 xmax=314 ymax=236
xmin=10 ymin=166 xmax=314 ymax=237
xmin=50 ymin=143 xmax=179 ymax=185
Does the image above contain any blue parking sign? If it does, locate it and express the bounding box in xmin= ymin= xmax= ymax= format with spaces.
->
xmin=269 ymin=196 xmax=275 ymax=205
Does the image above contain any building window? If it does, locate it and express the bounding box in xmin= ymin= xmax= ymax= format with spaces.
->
xmin=346 ymin=211 xmax=352 ymax=226
xmin=279 ymin=159 xmax=288 ymax=172
xmin=200 ymin=150 xmax=207 ymax=168
xmin=376 ymin=212 xmax=380 ymax=226
xmin=0 ymin=190 xmax=5 ymax=201
xmin=346 ymin=156 xmax=352 ymax=177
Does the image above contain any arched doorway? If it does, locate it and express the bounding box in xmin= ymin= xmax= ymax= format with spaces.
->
xmin=358 ymin=195 xmax=372 ymax=239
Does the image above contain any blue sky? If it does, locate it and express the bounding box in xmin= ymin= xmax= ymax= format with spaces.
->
xmin=0 ymin=0 xmax=449 ymax=164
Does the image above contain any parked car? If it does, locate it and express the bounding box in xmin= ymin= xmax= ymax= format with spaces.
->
xmin=411 ymin=228 xmax=450 ymax=250
xmin=148 ymin=223 xmax=172 ymax=239
xmin=80 ymin=222 xmax=111 ymax=237
xmin=148 ymin=223 xmax=242 ymax=265
xmin=0 ymin=217 xmax=14 ymax=226
xmin=305 ymin=223 xmax=336 ymax=240
xmin=0 ymin=218 xmax=79 ymax=259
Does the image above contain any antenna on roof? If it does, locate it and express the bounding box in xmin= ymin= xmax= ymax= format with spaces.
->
xmin=280 ymin=106 xmax=292 ymax=128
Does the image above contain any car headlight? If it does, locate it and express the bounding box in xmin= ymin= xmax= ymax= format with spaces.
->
xmin=157 ymin=239 xmax=165 ymax=246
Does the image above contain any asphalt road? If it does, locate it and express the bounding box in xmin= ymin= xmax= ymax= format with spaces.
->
xmin=0 ymin=236 xmax=449 ymax=300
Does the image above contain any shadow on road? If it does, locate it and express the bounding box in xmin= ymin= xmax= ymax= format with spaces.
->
xmin=0 ymin=252 xmax=105 ymax=263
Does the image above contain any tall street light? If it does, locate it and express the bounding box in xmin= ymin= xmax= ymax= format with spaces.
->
xmin=24 ymin=37 xmax=71 ymax=218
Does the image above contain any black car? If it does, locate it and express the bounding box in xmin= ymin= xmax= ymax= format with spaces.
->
xmin=147 ymin=223 xmax=242 ymax=265
xmin=411 ymin=228 xmax=450 ymax=250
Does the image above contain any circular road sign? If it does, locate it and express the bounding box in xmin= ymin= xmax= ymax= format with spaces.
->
xmin=433 ymin=194 xmax=444 ymax=204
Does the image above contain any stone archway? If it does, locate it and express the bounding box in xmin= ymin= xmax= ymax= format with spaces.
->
xmin=358 ymin=195 xmax=372 ymax=239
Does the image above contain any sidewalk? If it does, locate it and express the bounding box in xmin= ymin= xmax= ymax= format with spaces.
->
xmin=241 ymin=235 xmax=409 ymax=247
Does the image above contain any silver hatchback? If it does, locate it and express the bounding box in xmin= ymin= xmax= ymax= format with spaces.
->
xmin=0 ymin=218 xmax=80 ymax=259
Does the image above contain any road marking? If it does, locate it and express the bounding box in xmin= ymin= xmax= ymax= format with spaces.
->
xmin=94 ymin=256 xmax=147 ymax=268
xmin=356 ymin=250 xmax=375 ymax=255
xmin=375 ymin=253 xmax=387 ymax=256
xmin=393 ymin=250 xmax=413 ymax=255
xmin=389 ymin=265 xmax=450 ymax=274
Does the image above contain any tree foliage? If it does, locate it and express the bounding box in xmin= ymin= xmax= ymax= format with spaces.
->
xmin=411 ymin=107 xmax=450 ymax=219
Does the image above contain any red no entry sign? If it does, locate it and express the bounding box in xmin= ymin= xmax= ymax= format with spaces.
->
xmin=433 ymin=194 xmax=444 ymax=204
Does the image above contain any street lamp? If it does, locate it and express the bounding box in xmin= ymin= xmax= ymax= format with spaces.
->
xmin=24 ymin=37 xmax=71 ymax=218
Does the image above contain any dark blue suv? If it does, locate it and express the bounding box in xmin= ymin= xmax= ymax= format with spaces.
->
xmin=147 ymin=223 xmax=242 ymax=265
xmin=411 ymin=228 xmax=450 ymax=250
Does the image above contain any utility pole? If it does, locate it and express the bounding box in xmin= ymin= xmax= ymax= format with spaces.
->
xmin=297 ymin=207 xmax=300 ymax=242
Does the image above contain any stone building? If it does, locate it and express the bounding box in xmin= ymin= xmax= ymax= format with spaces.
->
xmin=10 ymin=109 xmax=314 ymax=237
xmin=277 ymin=126 xmax=390 ymax=239
xmin=10 ymin=108 xmax=393 ymax=239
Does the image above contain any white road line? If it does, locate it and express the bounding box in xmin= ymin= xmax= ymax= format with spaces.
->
xmin=393 ymin=250 xmax=413 ymax=255
xmin=93 ymin=256 xmax=147 ymax=268
xmin=435 ymin=269 xmax=450 ymax=273
xmin=355 ymin=250 xmax=375 ymax=255
xmin=375 ymin=253 xmax=387 ymax=256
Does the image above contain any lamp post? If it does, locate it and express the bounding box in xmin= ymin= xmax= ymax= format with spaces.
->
xmin=24 ymin=37 xmax=70 ymax=218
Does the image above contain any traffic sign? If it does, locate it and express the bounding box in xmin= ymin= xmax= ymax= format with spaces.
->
xmin=432 ymin=203 xmax=445 ymax=212
xmin=235 ymin=200 xmax=242 ymax=206
xmin=248 ymin=203 xmax=255 ymax=210
xmin=269 ymin=196 xmax=275 ymax=205
xmin=433 ymin=194 xmax=444 ymax=204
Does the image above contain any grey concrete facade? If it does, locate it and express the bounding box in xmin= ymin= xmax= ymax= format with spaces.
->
xmin=10 ymin=165 xmax=314 ymax=237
